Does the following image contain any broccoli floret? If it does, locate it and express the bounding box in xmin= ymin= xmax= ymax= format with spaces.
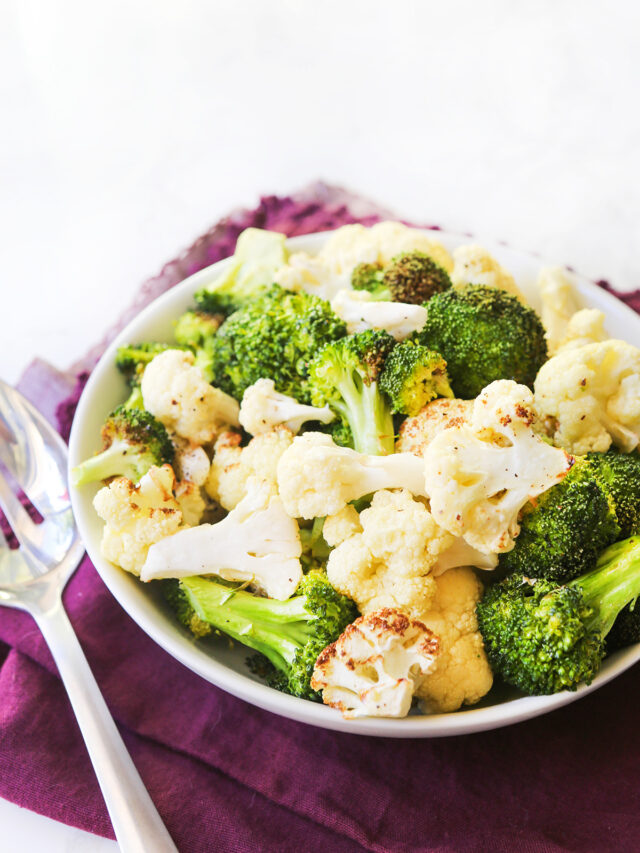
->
xmin=498 ymin=458 xmax=621 ymax=583
xmin=587 ymin=450 xmax=640 ymax=538
xmin=174 ymin=309 xmax=224 ymax=382
xmin=115 ymin=342 xmax=178 ymax=388
xmin=180 ymin=571 xmax=358 ymax=700
xmin=71 ymin=405 xmax=174 ymax=486
xmin=161 ymin=579 xmax=214 ymax=638
xmin=351 ymin=252 xmax=451 ymax=305
xmin=379 ymin=340 xmax=453 ymax=416
xmin=416 ymin=285 xmax=548 ymax=399
xmin=351 ymin=262 xmax=388 ymax=297
xmin=477 ymin=536 xmax=640 ymax=694
xmin=309 ymin=330 xmax=397 ymax=455
xmin=299 ymin=517 xmax=332 ymax=572
xmin=193 ymin=227 xmax=288 ymax=316
xmin=208 ymin=285 xmax=347 ymax=403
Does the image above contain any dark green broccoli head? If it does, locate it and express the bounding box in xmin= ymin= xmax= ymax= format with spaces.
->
xmin=479 ymin=537 xmax=640 ymax=694
xmin=208 ymin=285 xmax=347 ymax=403
xmin=181 ymin=571 xmax=358 ymax=701
xmin=587 ymin=450 xmax=640 ymax=538
xmin=71 ymin=405 xmax=174 ymax=486
xmin=606 ymin=601 xmax=640 ymax=654
xmin=416 ymin=285 xmax=548 ymax=398
xmin=115 ymin=342 xmax=178 ymax=388
xmin=379 ymin=340 xmax=453 ymax=416
xmin=498 ymin=458 xmax=620 ymax=583
xmin=309 ymin=330 xmax=397 ymax=455
xmin=162 ymin=579 xmax=214 ymax=638
xmin=383 ymin=251 xmax=452 ymax=304
xmin=174 ymin=309 xmax=223 ymax=349
xmin=477 ymin=573 xmax=603 ymax=695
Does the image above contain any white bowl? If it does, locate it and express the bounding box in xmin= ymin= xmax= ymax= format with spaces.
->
xmin=69 ymin=228 xmax=640 ymax=737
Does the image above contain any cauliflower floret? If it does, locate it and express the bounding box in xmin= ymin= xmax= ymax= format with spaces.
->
xmin=172 ymin=438 xmax=211 ymax=486
xmin=415 ymin=567 xmax=493 ymax=713
xmin=275 ymin=222 xmax=452 ymax=299
xmin=556 ymin=308 xmax=607 ymax=351
xmin=141 ymin=478 xmax=302 ymax=600
xmin=424 ymin=380 xmax=573 ymax=553
xmin=205 ymin=427 xmax=294 ymax=510
xmin=451 ymin=245 xmax=526 ymax=302
xmin=327 ymin=489 xmax=454 ymax=620
xmin=141 ymin=349 xmax=239 ymax=444
xmin=276 ymin=432 xmax=426 ymax=520
xmin=396 ymin=398 xmax=473 ymax=457
xmin=93 ymin=464 xmax=186 ymax=576
xmin=330 ymin=289 xmax=428 ymax=340
xmin=323 ymin=505 xmax=362 ymax=546
xmin=239 ymin=378 xmax=334 ymax=436
xmin=311 ymin=608 xmax=439 ymax=718
xmin=534 ymin=340 xmax=640 ymax=454
xmin=538 ymin=266 xmax=580 ymax=354
xmin=174 ymin=480 xmax=206 ymax=526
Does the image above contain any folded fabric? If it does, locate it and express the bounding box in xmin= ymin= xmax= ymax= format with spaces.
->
xmin=2 ymin=184 xmax=640 ymax=853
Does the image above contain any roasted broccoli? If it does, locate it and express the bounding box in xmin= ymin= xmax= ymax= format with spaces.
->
xmin=498 ymin=458 xmax=621 ymax=583
xmin=180 ymin=571 xmax=358 ymax=700
xmin=477 ymin=536 xmax=640 ymax=695
xmin=208 ymin=285 xmax=347 ymax=403
xmin=71 ymin=405 xmax=174 ymax=486
xmin=309 ymin=329 xmax=397 ymax=455
xmin=194 ymin=227 xmax=288 ymax=316
xmin=379 ymin=340 xmax=453 ymax=416
xmin=299 ymin=518 xmax=332 ymax=572
xmin=587 ymin=450 xmax=640 ymax=538
xmin=415 ymin=285 xmax=548 ymax=398
xmin=351 ymin=251 xmax=451 ymax=305
xmin=162 ymin=579 xmax=214 ymax=638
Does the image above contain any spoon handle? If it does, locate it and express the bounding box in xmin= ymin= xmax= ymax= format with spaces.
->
xmin=33 ymin=600 xmax=178 ymax=853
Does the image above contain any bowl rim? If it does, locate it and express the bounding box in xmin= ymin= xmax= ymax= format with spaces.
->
xmin=69 ymin=226 xmax=640 ymax=738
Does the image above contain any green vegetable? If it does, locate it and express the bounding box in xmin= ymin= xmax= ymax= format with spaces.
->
xmin=174 ymin=309 xmax=224 ymax=382
xmin=351 ymin=251 xmax=451 ymax=305
xmin=477 ymin=536 xmax=640 ymax=694
xmin=194 ymin=228 xmax=288 ymax=316
xmin=587 ymin=450 xmax=640 ymax=538
xmin=379 ymin=340 xmax=453 ymax=416
xmin=309 ymin=329 xmax=397 ymax=455
xmin=498 ymin=458 xmax=621 ymax=583
xmin=115 ymin=342 xmax=180 ymax=388
xmin=71 ymin=405 xmax=174 ymax=486
xmin=416 ymin=284 xmax=548 ymax=398
xmin=208 ymin=285 xmax=347 ymax=403
xmin=180 ymin=571 xmax=358 ymax=700
xmin=162 ymin=579 xmax=215 ymax=639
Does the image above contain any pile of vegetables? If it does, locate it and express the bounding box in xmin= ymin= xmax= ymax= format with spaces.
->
xmin=73 ymin=222 xmax=640 ymax=719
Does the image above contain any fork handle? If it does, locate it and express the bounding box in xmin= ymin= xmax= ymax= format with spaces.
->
xmin=33 ymin=601 xmax=178 ymax=853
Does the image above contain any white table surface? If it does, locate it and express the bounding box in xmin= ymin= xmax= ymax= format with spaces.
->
xmin=1 ymin=0 xmax=639 ymax=849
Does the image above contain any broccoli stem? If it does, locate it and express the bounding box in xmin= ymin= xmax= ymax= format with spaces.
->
xmin=576 ymin=537 xmax=640 ymax=638
xmin=71 ymin=440 xmax=147 ymax=486
xmin=182 ymin=576 xmax=314 ymax=673
xmin=332 ymin=373 xmax=394 ymax=456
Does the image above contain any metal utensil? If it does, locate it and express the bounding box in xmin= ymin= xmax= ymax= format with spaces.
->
xmin=0 ymin=379 xmax=177 ymax=853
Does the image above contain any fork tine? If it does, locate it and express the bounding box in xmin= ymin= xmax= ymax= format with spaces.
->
xmin=0 ymin=467 xmax=42 ymax=556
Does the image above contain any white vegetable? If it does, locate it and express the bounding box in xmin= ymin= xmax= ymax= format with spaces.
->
xmin=538 ymin=266 xmax=579 ymax=354
xmin=140 ymin=478 xmax=302 ymax=600
xmin=451 ymin=245 xmax=526 ymax=302
xmin=396 ymin=398 xmax=473 ymax=457
xmin=330 ymin=290 xmax=428 ymax=340
xmin=276 ymin=432 xmax=426 ymax=519
xmin=141 ymin=349 xmax=239 ymax=444
xmin=311 ymin=608 xmax=439 ymax=719
xmin=173 ymin=439 xmax=211 ymax=486
xmin=424 ymin=380 xmax=572 ymax=553
xmin=239 ymin=379 xmax=334 ymax=436
xmin=534 ymin=339 xmax=640 ymax=453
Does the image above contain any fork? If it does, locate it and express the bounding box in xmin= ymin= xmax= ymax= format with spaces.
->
xmin=0 ymin=379 xmax=177 ymax=853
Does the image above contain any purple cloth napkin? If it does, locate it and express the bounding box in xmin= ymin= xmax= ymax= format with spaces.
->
xmin=2 ymin=185 xmax=640 ymax=853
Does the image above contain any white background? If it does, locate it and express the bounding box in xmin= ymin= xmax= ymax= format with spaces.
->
xmin=1 ymin=0 xmax=639 ymax=849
